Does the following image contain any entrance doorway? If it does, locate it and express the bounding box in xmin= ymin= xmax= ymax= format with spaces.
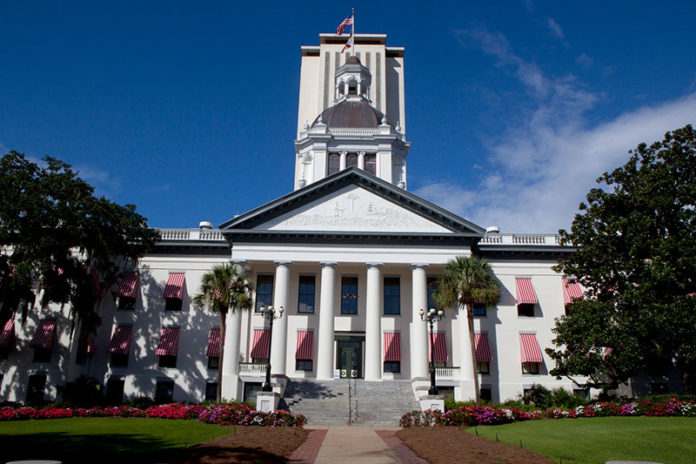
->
xmin=336 ymin=335 xmax=364 ymax=379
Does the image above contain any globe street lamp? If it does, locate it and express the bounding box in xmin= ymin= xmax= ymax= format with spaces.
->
xmin=259 ymin=305 xmax=284 ymax=392
xmin=420 ymin=307 xmax=444 ymax=395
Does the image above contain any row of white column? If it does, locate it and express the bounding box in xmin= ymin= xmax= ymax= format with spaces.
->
xmin=338 ymin=151 xmax=367 ymax=171
xmin=221 ymin=260 xmax=474 ymax=399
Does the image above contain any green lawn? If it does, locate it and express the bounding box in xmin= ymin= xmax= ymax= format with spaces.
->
xmin=0 ymin=417 xmax=232 ymax=463
xmin=469 ymin=416 xmax=696 ymax=464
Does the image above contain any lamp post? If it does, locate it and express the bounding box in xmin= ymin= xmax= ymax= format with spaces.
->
xmin=259 ymin=305 xmax=284 ymax=392
xmin=420 ymin=307 xmax=444 ymax=395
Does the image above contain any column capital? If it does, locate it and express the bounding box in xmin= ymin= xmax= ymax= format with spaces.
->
xmin=274 ymin=260 xmax=292 ymax=267
xmin=320 ymin=261 xmax=337 ymax=268
xmin=411 ymin=263 xmax=429 ymax=270
xmin=366 ymin=262 xmax=383 ymax=269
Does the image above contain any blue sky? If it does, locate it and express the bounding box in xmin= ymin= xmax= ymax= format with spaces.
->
xmin=1 ymin=1 xmax=695 ymax=232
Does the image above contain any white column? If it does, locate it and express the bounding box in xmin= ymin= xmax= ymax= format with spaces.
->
xmin=317 ymin=262 xmax=336 ymax=380
xmin=221 ymin=260 xmax=246 ymax=401
xmin=339 ymin=151 xmax=347 ymax=171
xmin=458 ymin=305 xmax=476 ymax=399
xmin=411 ymin=264 xmax=429 ymax=379
xmin=365 ymin=263 xmax=382 ymax=381
xmin=270 ymin=261 xmax=291 ymax=377
xmin=358 ymin=151 xmax=365 ymax=170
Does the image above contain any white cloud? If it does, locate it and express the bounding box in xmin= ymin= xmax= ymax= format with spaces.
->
xmin=416 ymin=27 xmax=696 ymax=233
xmin=75 ymin=164 xmax=122 ymax=196
xmin=576 ymin=53 xmax=594 ymax=67
xmin=546 ymin=17 xmax=564 ymax=39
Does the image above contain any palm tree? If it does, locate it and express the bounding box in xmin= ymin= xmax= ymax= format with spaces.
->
xmin=193 ymin=264 xmax=252 ymax=403
xmin=435 ymin=256 xmax=500 ymax=406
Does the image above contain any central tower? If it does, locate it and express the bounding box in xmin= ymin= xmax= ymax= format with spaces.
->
xmin=293 ymin=34 xmax=410 ymax=190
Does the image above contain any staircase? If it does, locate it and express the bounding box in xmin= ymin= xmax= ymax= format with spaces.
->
xmin=281 ymin=379 xmax=420 ymax=426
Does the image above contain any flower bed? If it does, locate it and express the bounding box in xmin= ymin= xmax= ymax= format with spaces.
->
xmin=400 ymin=398 xmax=696 ymax=427
xmin=0 ymin=402 xmax=305 ymax=427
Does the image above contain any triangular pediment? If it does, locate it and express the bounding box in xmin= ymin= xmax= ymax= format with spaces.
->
xmin=220 ymin=168 xmax=484 ymax=241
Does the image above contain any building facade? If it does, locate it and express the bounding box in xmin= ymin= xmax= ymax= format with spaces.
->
xmin=0 ymin=33 xmax=584 ymax=407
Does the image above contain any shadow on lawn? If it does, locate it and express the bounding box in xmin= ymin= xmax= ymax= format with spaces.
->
xmin=173 ymin=444 xmax=290 ymax=464
xmin=0 ymin=432 xmax=181 ymax=463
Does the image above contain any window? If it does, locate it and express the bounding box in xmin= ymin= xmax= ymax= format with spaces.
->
xmin=106 ymin=378 xmax=125 ymax=405
xmin=155 ymin=380 xmax=174 ymax=403
xmin=205 ymin=382 xmax=218 ymax=402
xmin=208 ymin=356 xmax=219 ymax=369
xmin=473 ymin=304 xmax=487 ymax=317
xmin=477 ymin=361 xmax=490 ymax=375
xmin=298 ymin=276 xmax=315 ymax=313
xmin=427 ymin=277 xmax=439 ymax=310
xmin=296 ymin=359 xmax=313 ymax=371
xmin=480 ymin=387 xmax=492 ymax=403
xmin=26 ymin=374 xmax=46 ymax=404
xmin=118 ymin=296 xmax=136 ymax=310
xmin=33 ymin=348 xmax=51 ymax=363
xmin=158 ymin=355 xmax=177 ymax=368
xmin=364 ymin=154 xmax=376 ymax=175
xmin=384 ymin=361 xmax=401 ymax=373
xmin=110 ymin=353 xmax=129 ymax=367
xmin=383 ymin=277 xmax=400 ymax=315
xmin=346 ymin=153 xmax=358 ymax=168
xmin=341 ymin=277 xmax=358 ymax=315
xmin=328 ymin=153 xmax=340 ymax=175
xmin=165 ymin=298 xmax=182 ymax=311
xmin=517 ymin=303 xmax=535 ymax=317
xmin=522 ymin=362 xmax=540 ymax=374
xmin=243 ymin=382 xmax=263 ymax=403
xmin=255 ymin=275 xmax=274 ymax=312
xmin=573 ymin=388 xmax=589 ymax=399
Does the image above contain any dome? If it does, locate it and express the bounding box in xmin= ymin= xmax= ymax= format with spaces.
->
xmin=312 ymin=98 xmax=392 ymax=129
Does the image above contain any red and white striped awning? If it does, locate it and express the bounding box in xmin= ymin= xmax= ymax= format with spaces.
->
xmin=163 ymin=273 xmax=185 ymax=299
xmin=30 ymin=319 xmax=57 ymax=350
xmin=296 ymin=330 xmax=313 ymax=360
xmin=0 ymin=319 xmax=15 ymax=349
xmin=383 ymin=332 xmax=401 ymax=362
xmin=475 ymin=333 xmax=492 ymax=362
xmin=116 ymin=271 xmax=139 ymax=298
xmin=519 ymin=333 xmax=543 ymax=363
xmin=562 ymin=278 xmax=583 ymax=304
xmin=428 ymin=332 xmax=448 ymax=362
xmin=250 ymin=329 xmax=270 ymax=358
xmin=109 ymin=326 xmax=132 ymax=355
xmin=155 ymin=327 xmax=180 ymax=356
xmin=207 ymin=328 xmax=221 ymax=357
xmin=515 ymin=278 xmax=538 ymax=305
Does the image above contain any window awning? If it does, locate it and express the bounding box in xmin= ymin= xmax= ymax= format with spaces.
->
xmin=428 ymin=332 xmax=448 ymax=362
xmin=562 ymin=278 xmax=583 ymax=304
xmin=250 ymin=329 xmax=270 ymax=359
xmin=30 ymin=319 xmax=56 ymax=350
xmin=116 ymin=271 xmax=139 ymax=298
xmin=383 ymin=332 xmax=401 ymax=362
xmin=515 ymin=278 xmax=538 ymax=305
xmin=207 ymin=328 xmax=221 ymax=357
xmin=109 ymin=326 xmax=132 ymax=355
xmin=0 ymin=319 xmax=15 ymax=349
xmin=163 ymin=273 xmax=185 ymax=299
xmin=296 ymin=330 xmax=313 ymax=360
xmin=155 ymin=327 xmax=180 ymax=356
xmin=520 ymin=333 xmax=543 ymax=363
xmin=475 ymin=333 xmax=492 ymax=362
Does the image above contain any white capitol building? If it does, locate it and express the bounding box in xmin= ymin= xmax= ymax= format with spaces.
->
xmin=0 ymin=33 xmax=585 ymax=420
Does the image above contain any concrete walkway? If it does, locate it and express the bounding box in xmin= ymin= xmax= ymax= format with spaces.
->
xmin=289 ymin=426 xmax=427 ymax=464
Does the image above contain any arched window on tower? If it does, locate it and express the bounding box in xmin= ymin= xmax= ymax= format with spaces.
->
xmin=348 ymin=81 xmax=357 ymax=95
xmin=328 ymin=153 xmax=340 ymax=175
xmin=346 ymin=153 xmax=358 ymax=168
xmin=364 ymin=154 xmax=376 ymax=175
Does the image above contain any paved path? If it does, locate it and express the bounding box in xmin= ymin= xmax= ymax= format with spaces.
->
xmin=289 ymin=426 xmax=427 ymax=464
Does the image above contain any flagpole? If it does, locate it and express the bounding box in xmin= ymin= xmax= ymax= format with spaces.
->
xmin=351 ymin=7 xmax=355 ymax=58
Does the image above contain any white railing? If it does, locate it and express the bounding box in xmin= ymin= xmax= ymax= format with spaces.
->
xmin=436 ymin=366 xmax=460 ymax=380
xmin=239 ymin=362 xmax=267 ymax=376
xmin=329 ymin=128 xmax=381 ymax=136
xmin=156 ymin=228 xmax=225 ymax=241
xmin=479 ymin=233 xmax=561 ymax=246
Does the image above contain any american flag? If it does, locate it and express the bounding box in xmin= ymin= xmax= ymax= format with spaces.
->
xmin=336 ymin=15 xmax=353 ymax=35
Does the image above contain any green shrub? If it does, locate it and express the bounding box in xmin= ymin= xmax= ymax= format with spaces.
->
xmin=523 ymin=384 xmax=552 ymax=409
xmin=58 ymin=376 xmax=104 ymax=408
